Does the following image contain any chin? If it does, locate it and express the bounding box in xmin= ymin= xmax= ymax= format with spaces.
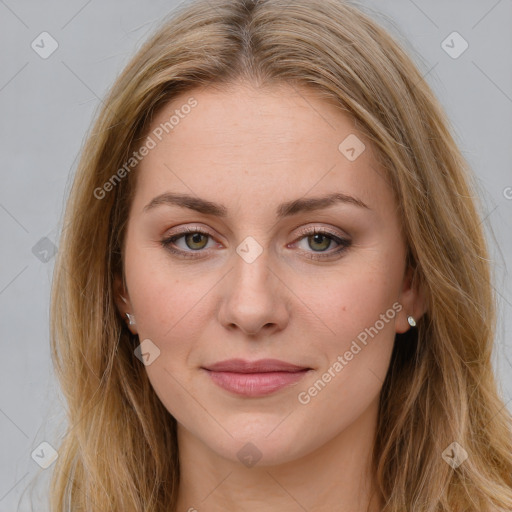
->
xmin=204 ymin=423 xmax=313 ymax=467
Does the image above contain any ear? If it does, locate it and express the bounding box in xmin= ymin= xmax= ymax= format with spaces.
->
xmin=113 ymin=273 xmax=138 ymax=335
xmin=395 ymin=263 xmax=427 ymax=334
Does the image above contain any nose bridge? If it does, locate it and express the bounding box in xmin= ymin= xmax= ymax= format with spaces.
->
xmin=230 ymin=243 xmax=274 ymax=304
xmin=218 ymin=239 xmax=289 ymax=335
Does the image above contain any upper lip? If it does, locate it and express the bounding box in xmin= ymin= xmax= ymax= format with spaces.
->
xmin=202 ymin=358 xmax=310 ymax=373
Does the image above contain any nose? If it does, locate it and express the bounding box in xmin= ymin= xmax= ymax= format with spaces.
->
xmin=217 ymin=249 xmax=290 ymax=337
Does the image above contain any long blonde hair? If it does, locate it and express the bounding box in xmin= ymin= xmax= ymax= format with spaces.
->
xmin=46 ymin=0 xmax=512 ymax=510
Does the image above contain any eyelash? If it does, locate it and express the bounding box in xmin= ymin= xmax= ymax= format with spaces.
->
xmin=160 ymin=226 xmax=351 ymax=261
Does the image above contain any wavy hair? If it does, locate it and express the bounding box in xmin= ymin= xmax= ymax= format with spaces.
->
xmin=46 ymin=0 xmax=512 ymax=510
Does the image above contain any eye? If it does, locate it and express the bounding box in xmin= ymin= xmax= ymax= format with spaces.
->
xmin=161 ymin=226 xmax=217 ymax=259
xmin=160 ymin=226 xmax=351 ymax=261
xmin=292 ymin=227 xmax=351 ymax=260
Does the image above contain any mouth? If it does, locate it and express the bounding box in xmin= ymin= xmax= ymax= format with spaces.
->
xmin=201 ymin=358 xmax=312 ymax=397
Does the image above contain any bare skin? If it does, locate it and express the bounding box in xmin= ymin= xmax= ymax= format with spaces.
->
xmin=115 ymin=81 xmax=426 ymax=511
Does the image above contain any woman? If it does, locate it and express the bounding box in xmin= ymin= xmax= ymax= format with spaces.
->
xmin=48 ymin=0 xmax=512 ymax=510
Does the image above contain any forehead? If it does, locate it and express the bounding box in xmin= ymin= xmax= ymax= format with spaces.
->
xmin=146 ymin=82 xmax=356 ymax=158
xmin=132 ymin=81 xmax=392 ymax=217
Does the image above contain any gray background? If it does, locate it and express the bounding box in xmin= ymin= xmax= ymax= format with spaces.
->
xmin=0 ymin=0 xmax=511 ymax=510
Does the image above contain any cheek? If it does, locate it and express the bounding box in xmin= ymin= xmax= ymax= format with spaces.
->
xmin=292 ymin=262 xmax=401 ymax=345
xmin=124 ymin=241 xmax=209 ymax=356
xmin=287 ymin=249 xmax=403 ymax=398
xmin=291 ymin=270 xmax=399 ymax=431
xmin=124 ymin=251 xmax=213 ymax=423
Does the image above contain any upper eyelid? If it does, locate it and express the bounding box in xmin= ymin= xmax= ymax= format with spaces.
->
xmin=165 ymin=225 xmax=348 ymax=243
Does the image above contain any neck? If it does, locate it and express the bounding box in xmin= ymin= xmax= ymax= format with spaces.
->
xmin=175 ymin=395 xmax=384 ymax=512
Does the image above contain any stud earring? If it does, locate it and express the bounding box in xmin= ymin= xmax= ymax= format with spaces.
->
xmin=407 ymin=315 xmax=416 ymax=327
xmin=126 ymin=313 xmax=136 ymax=326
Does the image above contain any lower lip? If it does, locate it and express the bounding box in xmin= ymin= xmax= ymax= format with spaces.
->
xmin=203 ymin=369 xmax=310 ymax=397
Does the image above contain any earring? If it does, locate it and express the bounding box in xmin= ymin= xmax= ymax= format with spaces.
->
xmin=126 ymin=313 xmax=136 ymax=326
xmin=407 ymin=315 xmax=416 ymax=327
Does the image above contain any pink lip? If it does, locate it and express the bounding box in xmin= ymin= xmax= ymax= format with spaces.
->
xmin=202 ymin=358 xmax=311 ymax=397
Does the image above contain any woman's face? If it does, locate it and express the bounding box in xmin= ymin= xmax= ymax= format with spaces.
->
xmin=116 ymin=81 xmax=422 ymax=466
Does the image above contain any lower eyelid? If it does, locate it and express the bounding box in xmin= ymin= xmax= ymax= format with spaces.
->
xmin=292 ymin=237 xmax=350 ymax=258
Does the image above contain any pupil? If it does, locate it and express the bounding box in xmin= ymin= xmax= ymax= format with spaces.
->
xmin=310 ymin=234 xmax=329 ymax=251
xmin=187 ymin=233 xmax=206 ymax=249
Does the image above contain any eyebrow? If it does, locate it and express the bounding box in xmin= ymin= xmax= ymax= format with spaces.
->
xmin=143 ymin=191 xmax=371 ymax=218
